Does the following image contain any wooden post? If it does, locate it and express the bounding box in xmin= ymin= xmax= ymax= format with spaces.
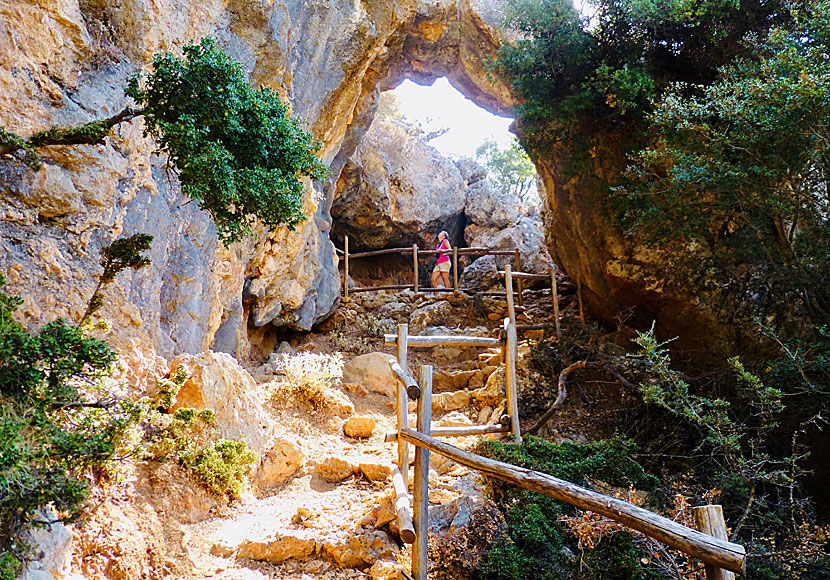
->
xmin=412 ymin=365 xmax=433 ymax=580
xmin=550 ymin=269 xmax=561 ymax=341
xmin=412 ymin=244 xmax=419 ymax=294
xmin=694 ymin=505 xmax=736 ymax=580
xmin=396 ymin=325 xmax=410 ymax=492
xmin=514 ymin=248 xmax=524 ymax=306
xmin=453 ymin=246 xmax=459 ymax=291
xmin=576 ymin=277 xmax=585 ymax=329
xmin=504 ymin=265 xmax=522 ymax=444
xmin=344 ymin=235 xmax=349 ymax=300
xmin=392 ymin=468 xmax=415 ymax=543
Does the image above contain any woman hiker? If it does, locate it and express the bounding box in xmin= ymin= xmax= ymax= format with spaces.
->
xmin=430 ymin=230 xmax=452 ymax=289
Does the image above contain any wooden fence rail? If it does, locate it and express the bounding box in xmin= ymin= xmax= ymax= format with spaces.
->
xmin=385 ymin=269 xmax=744 ymax=580
xmin=339 ymin=235 xmax=557 ymax=308
xmin=400 ymin=428 xmax=746 ymax=576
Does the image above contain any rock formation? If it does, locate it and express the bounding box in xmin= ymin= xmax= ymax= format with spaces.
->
xmin=331 ymin=113 xmax=551 ymax=274
xmin=0 ymin=0 xmax=514 ymax=364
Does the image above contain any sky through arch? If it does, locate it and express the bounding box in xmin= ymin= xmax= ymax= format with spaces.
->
xmin=389 ymin=77 xmax=515 ymax=159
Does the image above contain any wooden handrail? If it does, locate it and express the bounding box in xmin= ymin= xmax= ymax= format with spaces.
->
xmin=342 ymin=246 xmax=518 ymax=259
xmin=385 ymin=424 xmax=510 ymax=442
xmin=399 ymin=428 xmax=746 ymax=575
xmin=497 ymin=270 xmax=551 ymax=280
xmin=385 ymin=334 xmax=503 ymax=348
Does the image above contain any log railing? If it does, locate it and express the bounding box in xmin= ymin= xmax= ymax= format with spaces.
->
xmin=385 ymin=268 xmax=745 ymax=580
xmin=338 ymin=235 xmax=552 ymax=301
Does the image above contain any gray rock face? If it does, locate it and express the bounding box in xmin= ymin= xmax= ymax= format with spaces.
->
xmin=19 ymin=509 xmax=73 ymax=580
xmin=332 ymin=121 xmax=468 ymax=250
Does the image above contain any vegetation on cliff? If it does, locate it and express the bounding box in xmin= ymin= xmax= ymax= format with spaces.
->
xmin=1 ymin=38 xmax=328 ymax=244
xmin=496 ymin=0 xmax=830 ymax=325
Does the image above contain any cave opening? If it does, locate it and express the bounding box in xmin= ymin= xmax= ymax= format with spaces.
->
xmin=330 ymin=76 xmax=540 ymax=292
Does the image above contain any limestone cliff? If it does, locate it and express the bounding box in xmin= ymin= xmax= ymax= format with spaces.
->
xmin=0 ymin=0 xmax=513 ymax=361
xmin=331 ymin=115 xmax=550 ymax=274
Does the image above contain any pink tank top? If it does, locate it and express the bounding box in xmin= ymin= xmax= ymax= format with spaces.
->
xmin=436 ymin=239 xmax=450 ymax=264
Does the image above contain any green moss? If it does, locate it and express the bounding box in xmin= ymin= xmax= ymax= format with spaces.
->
xmin=0 ymin=128 xmax=26 ymax=151
xmin=476 ymin=435 xmax=658 ymax=491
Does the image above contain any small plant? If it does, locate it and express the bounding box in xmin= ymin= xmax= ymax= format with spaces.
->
xmin=329 ymin=312 xmax=388 ymax=354
xmin=272 ymin=352 xmax=344 ymax=410
xmin=182 ymin=440 xmax=256 ymax=499
xmin=81 ymin=234 xmax=153 ymax=324
xmin=130 ymin=368 xmax=256 ymax=499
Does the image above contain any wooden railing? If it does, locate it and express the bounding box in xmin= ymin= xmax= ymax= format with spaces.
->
xmin=340 ymin=235 xmax=534 ymax=305
xmin=385 ymin=269 xmax=745 ymax=580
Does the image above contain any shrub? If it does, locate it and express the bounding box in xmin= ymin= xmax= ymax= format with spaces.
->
xmin=0 ymin=275 xmax=134 ymax=571
xmin=272 ymin=352 xmax=344 ymax=410
xmin=181 ymin=439 xmax=256 ymax=499
xmin=129 ymin=368 xmax=256 ymax=500
xmin=477 ymin=436 xmax=661 ymax=580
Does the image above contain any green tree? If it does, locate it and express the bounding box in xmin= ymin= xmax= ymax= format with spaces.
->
xmin=475 ymin=138 xmax=537 ymax=201
xmin=1 ymin=38 xmax=328 ymax=245
xmin=0 ymin=275 xmax=133 ymax=578
xmin=494 ymin=0 xmax=785 ymax=155
xmin=614 ymin=0 xmax=830 ymax=319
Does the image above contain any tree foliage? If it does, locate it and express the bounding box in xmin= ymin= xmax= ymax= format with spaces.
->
xmin=495 ymin=0 xmax=785 ymax=153
xmin=126 ymin=38 xmax=329 ymax=243
xmin=614 ymin=0 xmax=830 ymax=318
xmin=0 ymin=275 xmax=132 ymax=572
xmin=475 ymin=138 xmax=537 ymax=201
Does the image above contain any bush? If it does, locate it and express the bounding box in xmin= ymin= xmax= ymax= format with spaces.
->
xmin=126 ymin=38 xmax=329 ymax=243
xmin=130 ymin=369 xmax=256 ymax=500
xmin=0 ymin=275 xmax=134 ymax=568
xmin=272 ymin=352 xmax=344 ymax=410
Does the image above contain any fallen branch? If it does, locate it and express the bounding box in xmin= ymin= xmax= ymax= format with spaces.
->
xmin=525 ymin=360 xmax=589 ymax=435
xmin=525 ymin=361 xmax=637 ymax=436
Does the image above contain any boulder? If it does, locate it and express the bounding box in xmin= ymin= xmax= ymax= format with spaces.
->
xmin=255 ymin=435 xmax=305 ymax=489
xmin=359 ymin=460 xmax=392 ymax=482
xmin=409 ymin=300 xmax=454 ymax=331
xmin=316 ymin=456 xmax=357 ymax=483
xmin=344 ymin=415 xmax=377 ymax=438
xmin=433 ymin=391 xmax=471 ymax=415
xmin=331 ymin=116 xmax=468 ymax=250
xmin=236 ymin=530 xmax=316 ymax=564
xmin=322 ymin=530 xmax=397 ymax=569
xmin=370 ymin=560 xmax=403 ymax=580
xmin=472 ymin=368 xmax=504 ymax=408
xmin=434 ymin=368 xmax=479 ymax=391
xmin=458 ymin=255 xmax=500 ymax=291
xmin=19 ymin=508 xmax=72 ymax=580
xmin=341 ymin=352 xmax=397 ymax=398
